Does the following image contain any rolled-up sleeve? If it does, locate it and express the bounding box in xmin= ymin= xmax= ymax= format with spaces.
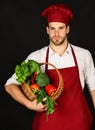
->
xmin=5 ymin=73 xmax=21 ymax=86
xmin=84 ymin=50 xmax=95 ymax=91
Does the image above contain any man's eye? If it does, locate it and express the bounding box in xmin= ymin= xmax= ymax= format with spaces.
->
xmin=49 ymin=28 xmax=54 ymax=30
xmin=50 ymin=28 xmax=54 ymax=30
xmin=59 ymin=27 xmax=64 ymax=29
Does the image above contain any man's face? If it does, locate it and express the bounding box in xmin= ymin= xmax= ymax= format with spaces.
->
xmin=46 ymin=22 xmax=70 ymax=46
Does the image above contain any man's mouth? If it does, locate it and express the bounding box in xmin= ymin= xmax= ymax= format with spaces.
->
xmin=54 ymin=37 xmax=60 ymax=41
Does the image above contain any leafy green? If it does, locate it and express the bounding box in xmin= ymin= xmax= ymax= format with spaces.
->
xmin=35 ymin=87 xmax=56 ymax=117
xmin=45 ymin=96 xmax=56 ymax=115
xmin=15 ymin=60 xmax=41 ymax=83
xmin=35 ymin=72 xmax=50 ymax=87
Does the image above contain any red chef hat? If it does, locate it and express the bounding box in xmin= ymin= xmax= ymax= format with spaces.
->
xmin=41 ymin=4 xmax=74 ymax=25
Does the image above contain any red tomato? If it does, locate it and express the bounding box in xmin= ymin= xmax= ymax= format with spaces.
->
xmin=30 ymin=83 xmax=40 ymax=93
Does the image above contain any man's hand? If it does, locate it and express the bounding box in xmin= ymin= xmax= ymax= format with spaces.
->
xmin=27 ymin=98 xmax=47 ymax=112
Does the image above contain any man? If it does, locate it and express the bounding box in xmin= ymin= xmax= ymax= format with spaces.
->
xmin=4 ymin=3 xmax=95 ymax=130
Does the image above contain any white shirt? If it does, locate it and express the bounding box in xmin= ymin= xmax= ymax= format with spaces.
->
xmin=5 ymin=43 xmax=95 ymax=91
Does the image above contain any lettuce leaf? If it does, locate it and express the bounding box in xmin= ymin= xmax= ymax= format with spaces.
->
xmin=15 ymin=60 xmax=41 ymax=83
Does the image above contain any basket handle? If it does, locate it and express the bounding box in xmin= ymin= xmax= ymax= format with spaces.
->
xmin=40 ymin=62 xmax=64 ymax=100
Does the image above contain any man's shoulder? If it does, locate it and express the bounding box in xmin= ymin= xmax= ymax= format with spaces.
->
xmin=70 ymin=44 xmax=92 ymax=59
xmin=26 ymin=46 xmax=48 ymax=62
xmin=71 ymin=44 xmax=89 ymax=53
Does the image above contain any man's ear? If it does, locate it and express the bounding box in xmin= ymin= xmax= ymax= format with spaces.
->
xmin=46 ymin=26 xmax=49 ymax=34
xmin=66 ymin=25 xmax=70 ymax=34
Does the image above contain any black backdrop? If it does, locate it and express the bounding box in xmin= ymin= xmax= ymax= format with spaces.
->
xmin=0 ymin=0 xmax=95 ymax=130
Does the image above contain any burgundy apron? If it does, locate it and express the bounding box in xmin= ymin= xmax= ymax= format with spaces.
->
xmin=32 ymin=46 xmax=92 ymax=130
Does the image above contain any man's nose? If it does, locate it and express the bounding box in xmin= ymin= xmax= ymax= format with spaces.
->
xmin=55 ymin=30 xmax=59 ymax=36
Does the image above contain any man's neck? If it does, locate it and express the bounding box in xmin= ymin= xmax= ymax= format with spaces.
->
xmin=50 ymin=41 xmax=68 ymax=56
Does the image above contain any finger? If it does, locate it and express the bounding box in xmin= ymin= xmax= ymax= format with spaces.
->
xmin=42 ymin=106 xmax=47 ymax=111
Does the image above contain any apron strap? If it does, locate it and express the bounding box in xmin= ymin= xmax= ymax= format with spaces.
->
xmin=45 ymin=47 xmax=49 ymax=71
xmin=70 ymin=45 xmax=78 ymax=67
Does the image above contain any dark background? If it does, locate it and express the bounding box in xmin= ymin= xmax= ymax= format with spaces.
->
xmin=0 ymin=0 xmax=95 ymax=129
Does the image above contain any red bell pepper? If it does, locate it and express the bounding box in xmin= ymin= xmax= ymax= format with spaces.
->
xmin=45 ymin=84 xmax=57 ymax=96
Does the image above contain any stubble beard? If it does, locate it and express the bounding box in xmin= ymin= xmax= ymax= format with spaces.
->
xmin=49 ymin=36 xmax=67 ymax=46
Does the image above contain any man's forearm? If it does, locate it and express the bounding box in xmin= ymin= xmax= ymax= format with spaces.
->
xmin=4 ymin=84 xmax=30 ymax=107
xmin=90 ymin=90 xmax=95 ymax=108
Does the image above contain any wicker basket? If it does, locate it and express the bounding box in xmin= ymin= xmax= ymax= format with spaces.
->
xmin=21 ymin=62 xmax=64 ymax=101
